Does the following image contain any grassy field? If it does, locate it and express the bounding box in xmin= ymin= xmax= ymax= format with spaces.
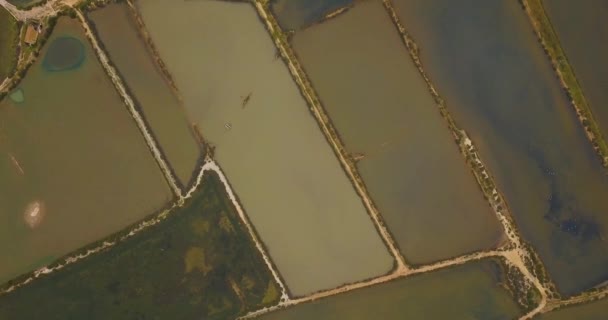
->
xmin=0 ymin=172 xmax=280 ymax=320
xmin=523 ymin=0 xmax=608 ymax=167
xmin=0 ymin=7 xmax=19 ymax=80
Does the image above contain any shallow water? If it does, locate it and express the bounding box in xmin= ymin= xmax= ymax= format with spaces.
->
xmin=392 ymin=0 xmax=608 ymax=295
xmin=137 ymin=0 xmax=393 ymax=296
xmin=538 ymin=297 xmax=608 ymax=320
xmin=292 ymin=0 xmax=503 ymax=265
xmin=543 ymin=0 xmax=608 ymax=140
xmin=0 ymin=17 xmax=172 ymax=284
xmin=89 ymin=3 xmax=202 ymax=188
xmin=271 ymin=0 xmax=352 ymax=31
xmin=42 ymin=37 xmax=85 ymax=72
xmin=259 ymin=259 xmax=522 ymax=320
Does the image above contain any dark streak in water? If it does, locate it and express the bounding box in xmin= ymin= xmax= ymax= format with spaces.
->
xmin=270 ymin=0 xmax=353 ymax=31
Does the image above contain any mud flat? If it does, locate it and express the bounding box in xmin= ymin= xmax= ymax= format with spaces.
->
xmin=257 ymin=259 xmax=522 ymax=320
xmin=542 ymin=0 xmax=608 ymax=141
xmin=136 ymin=0 xmax=393 ymax=296
xmin=538 ymin=297 xmax=608 ymax=320
xmin=392 ymin=0 xmax=608 ymax=295
xmin=270 ymin=0 xmax=353 ymax=30
xmin=291 ymin=0 xmax=503 ymax=265
xmin=89 ymin=3 xmax=201 ymax=188
xmin=0 ymin=17 xmax=171 ymax=284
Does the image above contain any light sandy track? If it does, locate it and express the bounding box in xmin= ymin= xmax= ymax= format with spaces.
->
xmin=74 ymin=10 xmax=182 ymax=198
xmin=542 ymin=286 xmax=608 ymax=313
xmin=0 ymin=78 xmax=8 ymax=92
xmin=241 ymin=249 xmax=530 ymax=319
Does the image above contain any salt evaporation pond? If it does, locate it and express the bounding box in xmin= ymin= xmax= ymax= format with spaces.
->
xmin=392 ymin=0 xmax=608 ymax=295
xmin=0 ymin=17 xmax=171 ymax=284
xmin=292 ymin=0 xmax=504 ymax=265
xmin=136 ymin=0 xmax=393 ymax=296
xmin=90 ymin=3 xmax=202 ymax=187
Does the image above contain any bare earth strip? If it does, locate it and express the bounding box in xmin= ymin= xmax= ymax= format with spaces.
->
xmin=0 ymin=0 xmax=61 ymax=20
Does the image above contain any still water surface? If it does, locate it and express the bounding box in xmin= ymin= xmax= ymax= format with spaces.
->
xmin=393 ymin=0 xmax=608 ymax=295
xmin=90 ymin=3 xmax=202 ymax=187
xmin=259 ymin=260 xmax=522 ymax=320
xmin=292 ymin=0 xmax=503 ymax=265
xmin=137 ymin=0 xmax=393 ymax=296
xmin=0 ymin=17 xmax=171 ymax=284
xmin=543 ymin=0 xmax=608 ymax=141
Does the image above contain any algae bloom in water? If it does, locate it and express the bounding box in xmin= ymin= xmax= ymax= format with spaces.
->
xmin=8 ymin=88 xmax=24 ymax=103
xmin=42 ymin=37 xmax=85 ymax=72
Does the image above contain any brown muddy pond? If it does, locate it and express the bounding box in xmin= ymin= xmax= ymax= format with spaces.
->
xmin=89 ymin=3 xmax=202 ymax=188
xmin=543 ymin=0 xmax=608 ymax=140
xmin=0 ymin=17 xmax=172 ymax=284
xmin=292 ymin=0 xmax=504 ymax=265
xmin=136 ymin=0 xmax=393 ymax=296
xmin=393 ymin=0 xmax=608 ymax=295
xmin=258 ymin=259 xmax=522 ymax=320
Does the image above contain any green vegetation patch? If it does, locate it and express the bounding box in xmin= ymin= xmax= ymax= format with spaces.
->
xmin=8 ymin=88 xmax=24 ymax=103
xmin=0 ymin=7 xmax=19 ymax=80
xmin=0 ymin=172 xmax=280 ymax=320
xmin=42 ymin=36 xmax=85 ymax=72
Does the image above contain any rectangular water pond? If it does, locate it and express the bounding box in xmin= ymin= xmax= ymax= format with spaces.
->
xmin=292 ymin=0 xmax=504 ymax=265
xmin=0 ymin=173 xmax=280 ymax=320
xmin=392 ymin=0 xmax=608 ymax=295
xmin=136 ymin=0 xmax=393 ymax=296
xmin=271 ymin=0 xmax=353 ymax=31
xmin=543 ymin=0 xmax=608 ymax=140
xmin=258 ymin=260 xmax=523 ymax=320
xmin=537 ymin=297 xmax=608 ymax=320
xmin=89 ymin=3 xmax=202 ymax=188
xmin=0 ymin=17 xmax=172 ymax=284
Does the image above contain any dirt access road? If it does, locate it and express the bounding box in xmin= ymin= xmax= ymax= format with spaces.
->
xmin=0 ymin=0 xmax=80 ymax=21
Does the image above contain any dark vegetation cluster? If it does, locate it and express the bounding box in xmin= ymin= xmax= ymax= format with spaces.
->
xmin=499 ymin=257 xmax=542 ymax=313
xmin=0 ymin=8 xmax=20 ymax=80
